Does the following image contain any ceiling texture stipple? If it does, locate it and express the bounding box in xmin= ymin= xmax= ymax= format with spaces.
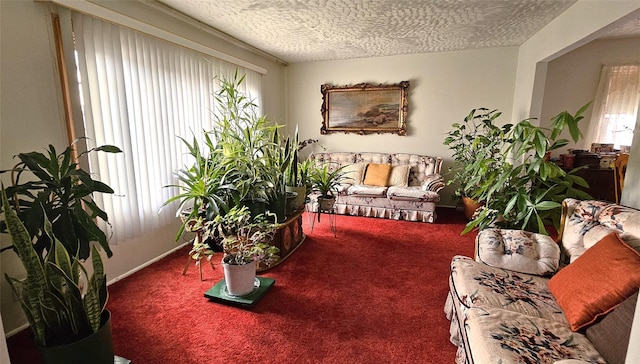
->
xmin=157 ymin=0 xmax=639 ymax=63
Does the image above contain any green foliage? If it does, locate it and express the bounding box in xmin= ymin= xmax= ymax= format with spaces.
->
xmin=2 ymin=186 xmax=108 ymax=347
xmin=443 ymin=108 xmax=511 ymax=199
xmin=211 ymin=205 xmax=280 ymax=266
xmin=209 ymin=70 xmax=278 ymax=203
xmin=0 ymin=140 xmax=122 ymax=260
xmin=462 ymin=103 xmax=593 ymax=235
xmin=309 ymin=163 xmax=346 ymax=198
xmin=161 ymin=134 xmax=236 ymax=241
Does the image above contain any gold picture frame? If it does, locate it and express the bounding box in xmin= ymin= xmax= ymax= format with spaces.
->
xmin=320 ymin=81 xmax=409 ymax=135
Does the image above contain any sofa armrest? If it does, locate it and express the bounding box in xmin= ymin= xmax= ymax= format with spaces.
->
xmin=475 ymin=228 xmax=560 ymax=276
xmin=421 ymin=173 xmax=445 ymax=193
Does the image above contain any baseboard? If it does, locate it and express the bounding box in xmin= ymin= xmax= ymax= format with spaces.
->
xmin=6 ymin=242 xmax=190 ymax=339
xmin=106 ymin=242 xmax=190 ymax=286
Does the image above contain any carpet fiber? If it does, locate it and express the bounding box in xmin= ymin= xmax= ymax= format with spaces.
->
xmin=7 ymin=208 xmax=475 ymax=363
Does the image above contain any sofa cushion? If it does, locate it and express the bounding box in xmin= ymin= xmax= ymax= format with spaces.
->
xmin=388 ymin=165 xmax=411 ymax=187
xmin=449 ymin=255 xmax=567 ymax=323
xmin=341 ymin=163 xmax=367 ymax=185
xmin=362 ymin=163 xmax=392 ymax=186
xmin=463 ymin=305 xmax=606 ymax=364
xmin=475 ymin=229 xmax=560 ymax=276
xmin=387 ymin=186 xmax=438 ymax=201
xmin=560 ymin=199 xmax=640 ymax=262
xmin=548 ymin=232 xmax=640 ymax=331
xmin=585 ymin=291 xmax=637 ymax=364
xmin=347 ymin=184 xmax=388 ymax=197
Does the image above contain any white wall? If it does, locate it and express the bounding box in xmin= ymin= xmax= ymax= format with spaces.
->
xmin=287 ymin=47 xmax=519 ymax=206
xmin=0 ymin=0 xmax=286 ymax=337
xmin=512 ymin=0 xmax=640 ymax=122
xmin=539 ymin=37 xmax=640 ymax=156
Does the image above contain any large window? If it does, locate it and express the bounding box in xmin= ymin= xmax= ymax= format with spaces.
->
xmin=586 ymin=64 xmax=640 ymax=150
xmin=70 ymin=12 xmax=263 ymax=243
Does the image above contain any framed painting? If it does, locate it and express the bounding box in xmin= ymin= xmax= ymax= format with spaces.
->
xmin=320 ymin=81 xmax=409 ymax=135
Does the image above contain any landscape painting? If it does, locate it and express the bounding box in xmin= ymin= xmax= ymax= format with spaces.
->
xmin=321 ymin=81 xmax=409 ymax=135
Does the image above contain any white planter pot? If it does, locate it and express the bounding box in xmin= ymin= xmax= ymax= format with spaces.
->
xmin=222 ymin=259 xmax=257 ymax=296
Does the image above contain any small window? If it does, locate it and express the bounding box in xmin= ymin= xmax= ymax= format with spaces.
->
xmin=586 ymin=64 xmax=640 ymax=150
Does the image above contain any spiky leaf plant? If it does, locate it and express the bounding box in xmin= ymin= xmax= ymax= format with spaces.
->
xmin=2 ymin=186 xmax=108 ymax=347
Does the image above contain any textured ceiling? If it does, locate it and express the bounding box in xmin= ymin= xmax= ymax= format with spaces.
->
xmin=158 ymin=0 xmax=638 ymax=63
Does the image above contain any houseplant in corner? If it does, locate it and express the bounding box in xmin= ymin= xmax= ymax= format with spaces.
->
xmin=2 ymin=186 xmax=113 ymax=364
xmin=444 ymin=108 xmax=511 ymax=219
xmin=463 ymin=103 xmax=593 ymax=235
xmin=211 ymin=205 xmax=280 ymax=296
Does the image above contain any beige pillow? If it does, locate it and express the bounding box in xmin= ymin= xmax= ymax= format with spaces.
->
xmin=341 ymin=163 xmax=367 ymax=185
xmin=362 ymin=163 xmax=392 ymax=187
xmin=388 ymin=165 xmax=411 ymax=187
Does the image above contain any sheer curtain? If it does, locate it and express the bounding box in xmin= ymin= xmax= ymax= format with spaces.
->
xmin=71 ymin=12 xmax=262 ymax=243
xmin=585 ymin=64 xmax=640 ymax=150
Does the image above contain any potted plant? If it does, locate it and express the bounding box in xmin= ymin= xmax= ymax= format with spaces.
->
xmin=210 ymin=71 xmax=278 ymax=216
xmin=286 ymin=132 xmax=325 ymax=211
xmin=211 ymin=205 xmax=280 ymax=296
xmin=2 ymin=185 xmax=113 ymax=363
xmin=0 ymin=141 xmax=122 ymax=259
xmin=284 ymin=125 xmax=306 ymax=210
xmin=444 ymin=108 xmax=511 ymax=219
xmin=309 ymin=163 xmax=346 ymax=212
xmin=264 ymin=126 xmax=293 ymax=222
xmin=462 ymin=103 xmax=593 ymax=235
xmin=161 ymin=134 xmax=236 ymax=241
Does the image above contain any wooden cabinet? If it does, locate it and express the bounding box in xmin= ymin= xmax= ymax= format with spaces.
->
xmin=572 ymin=168 xmax=616 ymax=202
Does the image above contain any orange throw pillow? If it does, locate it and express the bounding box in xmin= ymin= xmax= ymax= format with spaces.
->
xmin=362 ymin=164 xmax=392 ymax=187
xmin=548 ymin=232 xmax=640 ymax=331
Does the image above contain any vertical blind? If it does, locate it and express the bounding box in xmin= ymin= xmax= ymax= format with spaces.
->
xmin=586 ymin=64 xmax=640 ymax=150
xmin=71 ymin=12 xmax=263 ymax=243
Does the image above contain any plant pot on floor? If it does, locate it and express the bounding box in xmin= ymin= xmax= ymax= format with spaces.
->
xmin=462 ymin=196 xmax=483 ymax=220
xmin=37 ymin=310 xmax=114 ymax=364
xmin=222 ymin=259 xmax=257 ymax=296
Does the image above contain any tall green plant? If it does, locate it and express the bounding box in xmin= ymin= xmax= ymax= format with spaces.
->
xmin=209 ymin=70 xmax=278 ymax=202
xmin=161 ymin=133 xmax=236 ymax=241
xmin=444 ymin=108 xmax=511 ymax=199
xmin=0 ymin=140 xmax=122 ymax=260
xmin=2 ymin=186 xmax=108 ymax=347
xmin=309 ymin=164 xmax=346 ymax=198
xmin=463 ymin=103 xmax=593 ymax=235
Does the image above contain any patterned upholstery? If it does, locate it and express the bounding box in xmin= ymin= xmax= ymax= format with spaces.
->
xmin=445 ymin=199 xmax=640 ymax=364
xmin=560 ymin=198 xmax=640 ymax=262
xmin=307 ymin=152 xmax=444 ymax=222
xmin=475 ymin=229 xmax=560 ymax=276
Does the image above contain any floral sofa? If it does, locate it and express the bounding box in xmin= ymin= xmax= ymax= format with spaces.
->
xmin=445 ymin=198 xmax=640 ymax=364
xmin=308 ymin=152 xmax=444 ymax=222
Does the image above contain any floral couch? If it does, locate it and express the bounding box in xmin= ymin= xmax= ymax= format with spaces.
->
xmin=308 ymin=152 xmax=444 ymax=222
xmin=445 ymin=198 xmax=640 ymax=364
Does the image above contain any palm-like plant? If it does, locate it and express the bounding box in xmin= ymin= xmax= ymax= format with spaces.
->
xmin=161 ymin=134 xmax=236 ymax=241
xmin=210 ymin=71 xmax=278 ymax=203
xmin=309 ymin=163 xmax=346 ymax=199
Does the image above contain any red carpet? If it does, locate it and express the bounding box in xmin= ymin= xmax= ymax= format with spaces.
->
xmin=7 ymin=208 xmax=475 ymax=363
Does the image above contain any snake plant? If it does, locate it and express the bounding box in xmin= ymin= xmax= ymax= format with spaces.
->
xmin=2 ymin=186 xmax=108 ymax=347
